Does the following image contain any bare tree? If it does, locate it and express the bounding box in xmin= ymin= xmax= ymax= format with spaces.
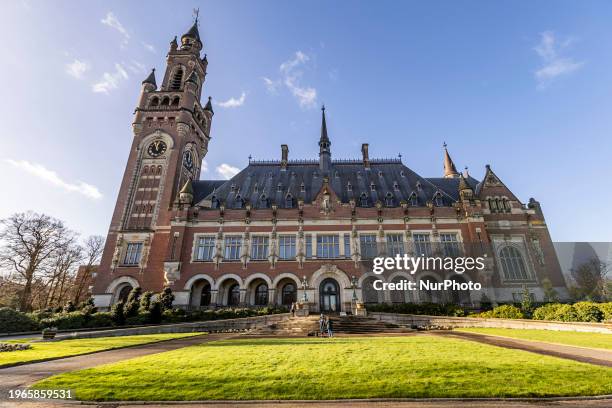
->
xmin=0 ymin=212 xmax=76 ymax=311
xmin=570 ymin=257 xmax=609 ymax=301
xmin=47 ymin=243 xmax=83 ymax=308
xmin=73 ymin=235 xmax=104 ymax=303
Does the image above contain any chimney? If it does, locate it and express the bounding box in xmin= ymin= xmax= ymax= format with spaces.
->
xmin=361 ymin=143 xmax=370 ymax=169
xmin=281 ymin=144 xmax=289 ymax=170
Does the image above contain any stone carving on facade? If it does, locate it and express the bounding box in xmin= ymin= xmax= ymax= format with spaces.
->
xmin=163 ymin=261 xmax=181 ymax=285
xmin=140 ymin=235 xmax=151 ymax=269
xmin=111 ymin=234 xmax=124 ymax=271
xmin=296 ymin=223 xmax=305 ymax=268
xmin=240 ymin=229 xmax=250 ymax=269
xmin=531 ymin=237 xmax=545 ymax=266
xmin=213 ymin=227 xmax=224 ymax=269
xmin=351 ymin=225 xmax=361 ymax=268
xmin=268 ymin=226 xmax=278 ymax=269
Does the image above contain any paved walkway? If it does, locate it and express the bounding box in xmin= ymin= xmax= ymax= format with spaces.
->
xmin=0 ymin=333 xmax=231 ymax=401
xmin=432 ymin=331 xmax=612 ymax=367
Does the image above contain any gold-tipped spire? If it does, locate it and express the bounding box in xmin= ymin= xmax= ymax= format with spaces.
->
xmin=443 ymin=142 xmax=460 ymax=178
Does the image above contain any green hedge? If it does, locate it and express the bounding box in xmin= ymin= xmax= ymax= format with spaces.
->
xmin=532 ymin=302 xmax=610 ymax=323
xmin=478 ymin=304 xmax=525 ymax=319
xmin=0 ymin=307 xmax=39 ymax=333
xmin=367 ymin=303 xmax=467 ymax=317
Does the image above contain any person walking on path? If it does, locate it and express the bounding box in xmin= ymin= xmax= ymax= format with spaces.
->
xmin=327 ymin=317 xmax=334 ymax=338
xmin=319 ymin=314 xmax=326 ymax=337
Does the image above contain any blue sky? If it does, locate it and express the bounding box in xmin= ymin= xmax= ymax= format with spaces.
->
xmin=1 ymin=1 xmax=611 ymax=242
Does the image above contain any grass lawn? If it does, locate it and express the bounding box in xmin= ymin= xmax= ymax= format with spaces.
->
xmin=0 ymin=332 xmax=201 ymax=368
xmin=457 ymin=328 xmax=612 ymax=350
xmin=33 ymin=336 xmax=612 ymax=400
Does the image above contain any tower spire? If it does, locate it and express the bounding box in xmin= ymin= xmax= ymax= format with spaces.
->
xmin=318 ymin=105 xmax=331 ymax=173
xmin=443 ymin=142 xmax=460 ymax=178
xmin=142 ymin=68 xmax=156 ymax=87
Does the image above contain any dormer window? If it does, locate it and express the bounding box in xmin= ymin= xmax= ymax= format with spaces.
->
xmin=385 ymin=193 xmax=394 ymax=207
xmin=378 ymin=171 xmax=383 ymax=177
xmin=400 ymin=171 xmax=405 ymax=178
xmin=360 ymin=193 xmax=369 ymax=207
xmin=393 ymin=181 xmax=399 ymax=191
xmin=234 ymin=196 xmax=243 ymax=209
xmin=370 ymin=182 xmax=376 ymax=191
xmin=409 ymin=193 xmax=418 ymax=206
xmin=434 ymin=193 xmax=443 ymax=207
xmin=260 ymin=194 xmax=268 ymax=208
xmin=211 ymin=196 xmax=218 ymax=209
xmin=285 ymin=194 xmax=293 ymax=208
xmin=277 ymin=183 xmax=282 ymax=192
xmin=347 ymin=182 xmax=352 ymax=192
xmin=300 ymin=182 xmax=305 ymax=192
xmin=253 ymin=183 xmax=259 ymax=193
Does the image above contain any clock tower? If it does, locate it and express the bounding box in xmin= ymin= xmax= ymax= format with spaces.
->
xmin=93 ymin=17 xmax=213 ymax=305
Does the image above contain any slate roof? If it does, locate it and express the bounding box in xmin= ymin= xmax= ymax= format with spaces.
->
xmin=193 ymin=160 xmax=480 ymax=209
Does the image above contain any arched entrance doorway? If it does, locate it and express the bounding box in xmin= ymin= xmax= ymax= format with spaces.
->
xmin=117 ymin=284 xmax=132 ymax=303
xmin=319 ymin=278 xmax=340 ymax=312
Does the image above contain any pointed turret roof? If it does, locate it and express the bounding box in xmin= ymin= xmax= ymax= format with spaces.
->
xmin=319 ymin=105 xmax=330 ymax=145
xmin=204 ymin=96 xmax=214 ymax=115
xmin=142 ymin=68 xmax=156 ymax=87
xmin=182 ymin=21 xmax=201 ymax=42
xmin=443 ymin=142 xmax=459 ymax=178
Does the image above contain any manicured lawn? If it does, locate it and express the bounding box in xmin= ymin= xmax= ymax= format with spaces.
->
xmin=33 ymin=336 xmax=612 ymax=400
xmin=457 ymin=328 xmax=612 ymax=350
xmin=0 ymin=333 xmax=201 ymax=367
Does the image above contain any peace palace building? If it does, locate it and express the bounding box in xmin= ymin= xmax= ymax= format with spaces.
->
xmin=92 ymin=20 xmax=569 ymax=312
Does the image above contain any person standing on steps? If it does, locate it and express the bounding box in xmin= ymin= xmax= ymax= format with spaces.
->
xmin=319 ymin=313 xmax=326 ymax=337
xmin=290 ymin=302 xmax=296 ymax=317
xmin=327 ymin=317 xmax=334 ymax=338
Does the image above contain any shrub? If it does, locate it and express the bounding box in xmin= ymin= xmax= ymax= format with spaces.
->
xmin=552 ymin=304 xmax=578 ymax=322
xmin=366 ymin=303 xmax=466 ymax=317
xmin=0 ymin=307 xmax=38 ymax=333
xmin=111 ymin=301 xmax=125 ymax=325
xmin=573 ymin=301 xmax=604 ymax=322
xmin=27 ymin=309 xmax=53 ymax=322
xmin=598 ymin=302 xmax=612 ymax=321
xmin=139 ymin=291 xmax=153 ymax=313
xmin=62 ymin=301 xmax=76 ymax=313
xmin=148 ymin=301 xmax=162 ymax=324
xmin=520 ymin=286 xmax=533 ymax=317
xmin=87 ymin=312 xmax=114 ymax=328
xmin=478 ymin=304 xmax=524 ymax=319
xmin=159 ymin=287 xmax=175 ymax=311
xmin=0 ymin=342 xmax=32 ymax=352
xmin=125 ymin=312 xmax=151 ymax=326
xmin=532 ymin=303 xmax=560 ymax=321
xmin=79 ymin=298 xmax=97 ymax=315
xmin=40 ymin=312 xmax=86 ymax=330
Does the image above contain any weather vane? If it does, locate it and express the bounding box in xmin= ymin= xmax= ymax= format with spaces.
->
xmin=193 ymin=8 xmax=200 ymax=24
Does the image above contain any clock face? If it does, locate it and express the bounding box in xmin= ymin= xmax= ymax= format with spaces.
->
xmin=147 ymin=140 xmax=167 ymax=157
xmin=183 ymin=150 xmax=194 ymax=171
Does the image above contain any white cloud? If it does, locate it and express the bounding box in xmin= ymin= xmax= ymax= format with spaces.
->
xmin=65 ymin=59 xmax=90 ymax=79
xmin=534 ymin=31 xmax=584 ymax=88
xmin=217 ymin=92 xmax=246 ymax=108
xmin=92 ymin=63 xmax=129 ymax=94
xmin=101 ymin=12 xmax=129 ymax=46
xmin=5 ymin=159 xmax=102 ymax=200
xmin=216 ymin=163 xmax=240 ymax=180
xmin=125 ymin=60 xmax=147 ymax=74
xmin=263 ymin=51 xmax=318 ymax=109
xmin=142 ymin=42 xmax=156 ymax=53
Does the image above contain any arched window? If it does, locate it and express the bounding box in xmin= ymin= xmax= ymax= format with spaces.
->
xmin=409 ymin=193 xmax=418 ymax=206
xmin=234 ymin=196 xmax=243 ymax=209
xmin=499 ymin=246 xmax=530 ymax=281
xmin=434 ymin=193 xmax=443 ymax=207
xmin=170 ymin=68 xmax=184 ymax=90
xmin=259 ymin=194 xmax=268 ymax=208
xmin=300 ymin=183 xmax=305 ymax=192
xmin=347 ymin=182 xmax=352 ymax=192
xmin=228 ymin=284 xmax=240 ymax=306
xmin=117 ymin=285 xmax=133 ymax=303
xmin=161 ymin=96 xmax=170 ymax=106
xmin=171 ymin=96 xmax=180 ymax=106
xmin=200 ymin=283 xmax=211 ymax=306
xmin=150 ymin=97 xmax=159 ymax=107
xmin=255 ymin=284 xmax=268 ymax=306
xmin=285 ymin=194 xmax=293 ymax=208
xmin=281 ymin=283 xmax=296 ymax=306
xmin=210 ymin=196 xmax=218 ymax=209
xmin=360 ymin=193 xmax=369 ymax=207
xmin=385 ymin=193 xmax=394 ymax=207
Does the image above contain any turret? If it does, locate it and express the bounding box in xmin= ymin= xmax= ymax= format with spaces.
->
xmin=318 ymin=106 xmax=331 ymax=174
xmin=443 ymin=142 xmax=460 ymax=178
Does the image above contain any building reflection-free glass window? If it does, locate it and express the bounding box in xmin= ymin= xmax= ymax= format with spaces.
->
xmin=224 ymin=236 xmax=242 ymax=260
xmin=413 ymin=234 xmax=432 ymax=256
xmin=316 ymin=235 xmax=340 ymax=258
xmin=440 ymin=233 xmax=460 ymax=257
xmin=195 ymin=236 xmax=215 ymax=261
xmin=386 ymin=233 xmax=404 ymax=256
xmin=123 ymin=243 xmax=143 ymax=265
xmin=279 ymin=235 xmax=296 ymax=260
xmin=360 ymin=234 xmax=377 ymax=259
xmin=250 ymin=236 xmax=269 ymax=260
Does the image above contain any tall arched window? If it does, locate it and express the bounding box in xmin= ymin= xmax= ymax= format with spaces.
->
xmin=285 ymin=194 xmax=293 ymax=209
xmin=228 ymin=284 xmax=241 ymax=306
xmin=360 ymin=193 xmax=369 ymax=207
xmin=170 ymin=67 xmax=184 ymax=90
xmin=434 ymin=193 xmax=443 ymax=207
xmin=499 ymin=246 xmax=529 ymax=280
xmin=385 ymin=193 xmax=394 ymax=207
xmin=409 ymin=193 xmax=418 ymax=206
xmin=281 ymin=283 xmax=296 ymax=306
xmin=255 ymin=283 xmax=268 ymax=306
xmin=200 ymin=283 xmax=211 ymax=306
